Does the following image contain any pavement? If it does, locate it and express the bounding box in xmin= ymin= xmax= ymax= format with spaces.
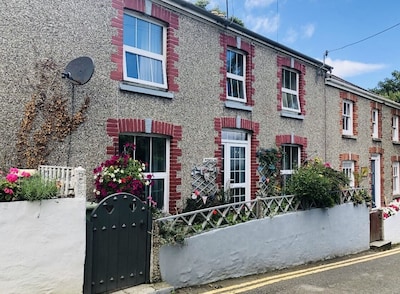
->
xmin=110 ymin=282 xmax=174 ymax=294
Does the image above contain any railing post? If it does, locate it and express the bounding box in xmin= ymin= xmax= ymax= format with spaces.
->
xmin=256 ymin=197 xmax=261 ymax=219
xmin=74 ymin=166 xmax=86 ymax=198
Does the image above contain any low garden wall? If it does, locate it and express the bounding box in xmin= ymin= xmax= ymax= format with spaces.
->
xmin=159 ymin=203 xmax=370 ymax=288
xmin=0 ymin=198 xmax=86 ymax=294
xmin=384 ymin=212 xmax=400 ymax=244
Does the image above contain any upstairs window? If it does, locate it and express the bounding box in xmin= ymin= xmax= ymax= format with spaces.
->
xmin=372 ymin=109 xmax=379 ymax=139
xmin=342 ymin=160 xmax=355 ymax=188
xmin=226 ymin=49 xmax=246 ymax=102
xmin=342 ymin=100 xmax=353 ymax=136
xmin=281 ymin=69 xmax=300 ymax=113
xmin=393 ymin=115 xmax=399 ymax=142
xmin=123 ymin=13 xmax=167 ymax=89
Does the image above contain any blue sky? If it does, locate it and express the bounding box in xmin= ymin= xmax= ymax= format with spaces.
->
xmin=188 ymin=0 xmax=400 ymax=90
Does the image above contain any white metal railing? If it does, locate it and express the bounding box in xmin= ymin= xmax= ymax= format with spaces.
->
xmin=156 ymin=188 xmax=367 ymax=242
xmin=38 ymin=165 xmax=86 ymax=198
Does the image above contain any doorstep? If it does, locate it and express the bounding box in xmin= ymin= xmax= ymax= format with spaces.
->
xmin=110 ymin=282 xmax=174 ymax=294
xmin=370 ymin=240 xmax=392 ymax=251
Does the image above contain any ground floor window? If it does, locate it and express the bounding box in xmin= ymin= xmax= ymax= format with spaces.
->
xmin=342 ymin=160 xmax=355 ymax=188
xmin=221 ymin=130 xmax=250 ymax=202
xmin=280 ymin=145 xmax=300 ymax=189
xmin=393 ymin=161 xmax=400 ymax=195
xmin=119 ymin=134 xmax=170 ymax=211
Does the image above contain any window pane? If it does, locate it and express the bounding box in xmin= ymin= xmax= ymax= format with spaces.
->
xmin=290 ymin=71 xmax=297 ymax=90
xmin=152 ymin=137 xmax=166 ymax=172
xmin=137 ymin=19 xmax=150 ymax=51
xmin=135 ymin=136 xmax=150 ymax=167
xmin=146 ymin=179 xmax=164 ymax=209
xmin=125 ymin=52 xmax=139 ymax=79
xmin=123 ymin=14 xmax=137 ymax=47
xmin=150 ymin=23 xmax=162 ymax=54
xmin=230 ymin=187 xmax=245 ymax=203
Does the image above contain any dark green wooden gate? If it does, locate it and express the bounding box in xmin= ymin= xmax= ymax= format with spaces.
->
xmin=84 ymin=193 xmax=152 ymax=294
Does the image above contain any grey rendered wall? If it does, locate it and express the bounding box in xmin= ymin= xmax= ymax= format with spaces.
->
xmin=159 ymin=203 xmax=370 ymax=288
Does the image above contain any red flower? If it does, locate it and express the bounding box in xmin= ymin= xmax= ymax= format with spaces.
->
xmin=212 ymin=210 xmax=218 ymax=215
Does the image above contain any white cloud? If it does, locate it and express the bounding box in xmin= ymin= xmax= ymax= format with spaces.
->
xmin=301 ymin=24 xmax=315 ymax=38
xmin=325 ymin=57 xmax=386 ymax=78
xmin=283 ymin=28 xmax=297 ymax=43
xmin=245 ymin=0 xmax=276 ymax=9
xmin=246 ymin=14 xmax=279 ymax=35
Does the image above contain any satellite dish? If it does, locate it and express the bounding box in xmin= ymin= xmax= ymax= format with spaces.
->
xmin=62 ymin=56 xmax=94 ymax=85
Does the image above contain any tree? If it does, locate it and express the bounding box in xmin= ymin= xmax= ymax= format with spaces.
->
xmin=194 ymin=0 xmax=209 ymax=9
xmin=194 ymin=1 xmax=245 ymax=27
xmin=370 ymin=70 xmax=400 ymax=102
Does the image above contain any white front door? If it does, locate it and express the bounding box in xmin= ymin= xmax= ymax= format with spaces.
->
xmin=222 ymin=130 xmax=250 ymax=202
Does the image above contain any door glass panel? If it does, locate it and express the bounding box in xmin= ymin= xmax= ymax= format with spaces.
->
xmin=230 ymin=146 xmax=245 ymax=184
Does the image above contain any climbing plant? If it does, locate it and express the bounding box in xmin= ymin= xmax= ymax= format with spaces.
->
xmin=15 ymin=59 xmax=90 ymax=168
xmin=256 ymin=147 xmax=282 ymax=196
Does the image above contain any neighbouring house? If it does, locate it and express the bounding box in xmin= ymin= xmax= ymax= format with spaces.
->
xmin=0 ymin=0 xmax=399 ymax=214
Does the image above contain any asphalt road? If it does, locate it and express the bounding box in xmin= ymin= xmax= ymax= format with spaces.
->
xmin=175 ymin=246 xmax=400 ymax=294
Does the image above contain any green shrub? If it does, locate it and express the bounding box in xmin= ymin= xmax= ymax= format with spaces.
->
xmin=286 ymin=158 xmax=349 ymax=208
xmin=19 ymin=175 xmax=58 ymax=201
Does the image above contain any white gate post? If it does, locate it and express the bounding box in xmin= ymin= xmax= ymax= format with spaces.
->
xmin=74 ymin=166 xmax=86 ymax=198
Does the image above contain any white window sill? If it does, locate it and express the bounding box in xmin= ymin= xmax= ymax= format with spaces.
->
xmin=372 ymin=137 xmax=382 ymax=142
xmin=119 ymin=82 xmax=174 ymax=99
xmin=280 ymin=111 xmax=304 ymax=120
xmin=342 ymin=134 xmax=357 ymax=140
xmin=225 ymin=101 xmax=253 ymax=112
xmin=393 ymin=141 xmax=400 ymax=145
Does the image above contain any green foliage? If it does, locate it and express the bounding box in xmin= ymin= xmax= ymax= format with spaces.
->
xmin=194 ymin=0 xmax=209 ymax=9
xmin=370 ymin=70 xmax=400 ymax=102
xmin=286 ymin=158 xmax=349 ymax=208
xmin=351 ymin=189 xmax=371 ymax=205
xmin=19 ymin=175 xmax=58 ymax=201
xmin=256 ymin=148 xmax=281 ymax=196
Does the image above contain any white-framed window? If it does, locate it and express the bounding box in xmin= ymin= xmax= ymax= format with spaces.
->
xmin=393 ymin=162 xmax=400 ymax=195
xmin=342 ymin=160 xmax=355 ymax=188
xmin=372 ymin=109 xmax=379 ymax=138
xmin=342 ymin=100 xmax=353 ymax=136
xmin=226 ymin=49 xmax=246 ymax=102
xmin=281 ymin=145 xmax=300 ymax=188
xmin=123 ymin=13 xmax=167 ymax=89
xmin=119 ymin=134 xmax=170 ymax=212
xmin=393 ymin=116 xmax=399 ymax=141
xmin=281 ymin=68 xmax=300 ymax=113
xmin=221 ymin=130 xmax=250 ymax=203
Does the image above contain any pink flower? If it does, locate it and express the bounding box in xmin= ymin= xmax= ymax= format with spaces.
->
xmin=6 ymin=173 xmax=18 ymax=183
xmin=324 ymin=162 xmax=331 ymax=168
xmin=21 ymin=171 xmax=31 ymax=178
xmin=3 ymin=188 xmax=14 ymax=195
xmin=194 ymin=190 xmax=200 ymax=196
xmin=9 ymin=168 xmax=18 ymax=174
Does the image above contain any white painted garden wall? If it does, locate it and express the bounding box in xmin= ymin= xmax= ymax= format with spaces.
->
xmin=0 ymin=198 xmax=86 ymax=294
xmin=159 ymin=203 xmax=370 ymax=288
xmin=384 ymin=212 xmax=400 ymax=244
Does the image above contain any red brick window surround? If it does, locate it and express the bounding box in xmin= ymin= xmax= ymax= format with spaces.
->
xmin=106 ymin=118 xmax=182 ymax=213
xmin=391 ymin=109 xmax=400 ymax=142
xmin=111 ymin=0 xmax=179 ymax=93
xmin=277 ymin=56 xmax=306 ymax=116
xmin=340 ymin=91 xmax=358 ymax=137
xmin=219 ymin=34 xmax=255 ymax=107
xmin=339 ymin=153 xmax=360 ymax=187
xmin=371 ymin=102 xmax=382 ymax=140
xmin=392 ymin=155 xmax=400 ymax=196
xmin=275 ymin=134 xmax=308 ymax=163
xmin=214 ymin=117 xmax=260 ymax=198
